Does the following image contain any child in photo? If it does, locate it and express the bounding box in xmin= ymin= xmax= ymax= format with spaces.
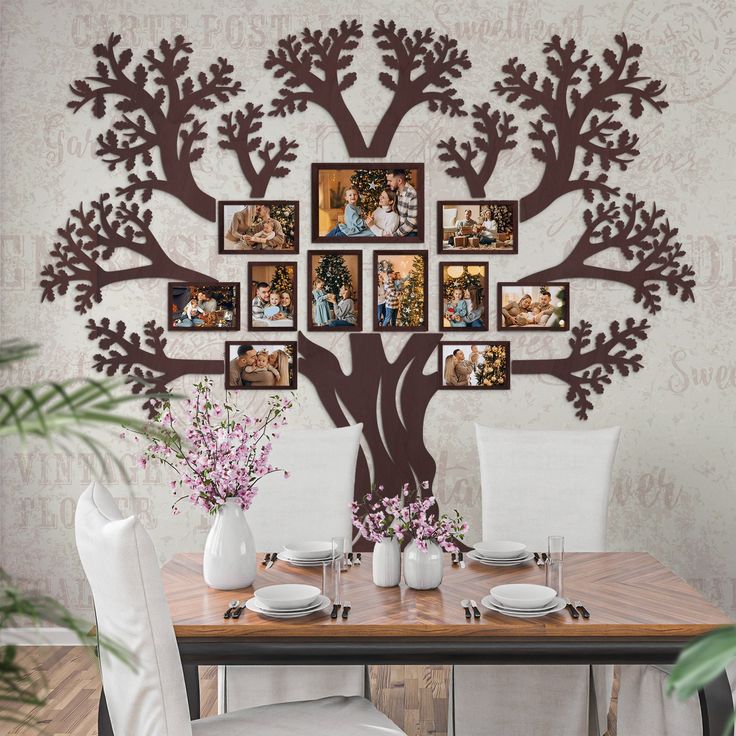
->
xmin=175 ymin=298 xmax=205 ymax=327
xmin=263 ymin=291 xmax=282 ymax=320
xmin=326 ymin=188 xmax=373 ymax=237
xmin=445 ymin=287 xmax=468 ymax=327
xmin=246 ymin=220 xmax=276 ymax=247
xmin=245 ymin=351 xmax=280 ymax=381
xmin=376 ymin=273 xmax=387 ymax=325
xmin=366 ymin=189 xmax=399 ymax=237
xmin=312 ymin=277 xmax=332 ymax=325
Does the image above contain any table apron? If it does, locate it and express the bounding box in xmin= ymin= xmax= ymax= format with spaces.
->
xmin=177 ymin=638 xmax=691 ymax=666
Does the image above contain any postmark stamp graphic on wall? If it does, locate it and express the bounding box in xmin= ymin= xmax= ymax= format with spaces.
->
xmin=621 ymin=0 xmax=736 ymax=103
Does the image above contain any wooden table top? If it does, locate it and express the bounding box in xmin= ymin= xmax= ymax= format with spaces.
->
xmin=162 ymin=552 xmax=732 ymax=640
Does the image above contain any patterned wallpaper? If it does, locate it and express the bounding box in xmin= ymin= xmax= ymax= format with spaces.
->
xmin=1 ymin=0 xmax=734 ymax=619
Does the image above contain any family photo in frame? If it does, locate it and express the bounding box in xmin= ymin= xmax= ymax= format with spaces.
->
xmin=225 ymin=342 xmax=297 ymax=390
xmin=312 ymin=164 xmax=424 ymax=243
xmin=438 ymin=201 xmax=517 ymax=254
xmin=247 ymin=263 xmax=297 ymax=331
xmin=308 ymin=251 xmax=362 ymax=331
xmin=498 ymin=283 xmax=569 ymax=330
xmin=219 ymin=201 xmax=299 ymax=253
xmin=373 ymin=251 xmax=428 ymax=331
xmin=439 ymin=342 xmax=511 ymax=389
xmin=167 ymin=283 xmax=239 ymax=330
xmin=440 ymin=263 xmax=489 ymax=331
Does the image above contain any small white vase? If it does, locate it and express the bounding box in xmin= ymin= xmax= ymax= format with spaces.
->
xmin=403 ymin=540 xmax=444 ymax=590
xmin=203 ymin=499 xmax=256 ymax=590
xmin=372 ymin=538 xmax=401 ymax=587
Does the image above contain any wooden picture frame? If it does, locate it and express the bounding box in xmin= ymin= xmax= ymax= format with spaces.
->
xmin=167 ymin=282 xmax=240 ymax=331
xmin=439 ymin=261 xmax=490 ymax=332
xmin=437 ymin=200 xmax=518 ymax=255
xmin=372 ymin=250 xmax=429 ymax=332
xmin=438 ymin=342 xmax=511 ymax=390
xmin=311 ymin=163 xmax=425 ymax=243
xmin=224 ymin=341 xmax=298 ymax=390
xmin=307 ymin=250 xmax=363 ymax=332
xmin=247 ymin=262 xmax=298 ymax=332
xmin=497 ymin=282 xmax=570 ymax=331
xmin=218 ymin=200 xmax=300 ymax=254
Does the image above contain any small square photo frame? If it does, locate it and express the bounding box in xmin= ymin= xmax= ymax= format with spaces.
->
xmin=219 ymin=200 xmax=299 ymax=254
xmin=497 ymin=282 xmax=570 ymax=330
xmin=438 ymin=342 xmax=511 ymax=390
xmin=247 ymin=262 xmax=298 ymax=332
xmin=307 ymin=250 xmax=363 ymax=331
xmin=167 ymin=282 xmax=240 ymax=331
xmin=373 ymin=251 xmax=428 ymax=331
xmin=439 ymin=262 xmax=490 ymax=332
xmin=437 ymin=201 xmax=518 ymax=254
xmin=312 ymin=163 xmax=424 ymax=243
xmin=225 ymin=341 xmax=297 ymax=390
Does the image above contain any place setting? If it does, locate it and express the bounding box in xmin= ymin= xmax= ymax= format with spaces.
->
xmin=465 ymin=540 xmax=535 ymax=567
xmin=244 ymin=584 xmax=332 ymax=619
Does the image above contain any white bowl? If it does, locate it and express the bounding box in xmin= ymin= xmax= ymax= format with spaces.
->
xmin=254 ymin=584 xmax=321 ymax=611
xmin=282 ymin=541 xmax=334 ymax=560
xmin=474 ymin=541 xmax=527 ymax=559
xmin=490 ymin=584 xmax=557 ymax=610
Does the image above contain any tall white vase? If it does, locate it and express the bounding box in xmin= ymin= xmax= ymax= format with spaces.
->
xmin=203 ymin=499 xmax=256 ymax=590
xmin=372 ymin=537 xmax=401 ymax=587
xmin=403 ymin=540 xmax=444 ymax=590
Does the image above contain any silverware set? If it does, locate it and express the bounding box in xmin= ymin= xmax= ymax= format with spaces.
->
xmin=533 ymin=552 xmax=548 ymax=566
xmin=262 ymin=552 xmax=278 ymax=569
xmin=330 ymin=600 xmax=352 ymax=620
xmin=563 ymin=599 xmax=591 ymax=620
xmin=451 ymin=552 xmax=465 ymax=568
xmin=223 ymin=599 xmax=245 ymax=619
xmin=460 ymin=598 xmax=481 ymax=620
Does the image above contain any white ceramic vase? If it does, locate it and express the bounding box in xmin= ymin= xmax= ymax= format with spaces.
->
xmin=403 ymin=539 xmax=444 ymax=590
xmin=203 ymin=499 xmax=256 ymax=590
xmin=372 ymin=537 xmax=401 ymax=587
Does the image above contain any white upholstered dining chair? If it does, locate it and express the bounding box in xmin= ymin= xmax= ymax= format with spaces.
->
xmin=75 ymin=479 xmax=404 ymax=736
xmin=449 ymin=425 xmax=621 ymax=736
xmin=221 ymin=423 xmax=367 ymax=713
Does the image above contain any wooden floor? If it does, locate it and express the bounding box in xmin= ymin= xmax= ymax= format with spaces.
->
xmin=6 ymin=648 xmax=617 ymax=735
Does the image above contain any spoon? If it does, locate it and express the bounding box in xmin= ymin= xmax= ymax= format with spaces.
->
xmin=223 ymin=599 xmax=240 ymax=619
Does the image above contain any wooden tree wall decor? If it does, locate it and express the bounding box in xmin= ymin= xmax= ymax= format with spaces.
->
xmin=68 ymin=34 xmax=299 ymax=221
xmin=439 ymin=34 xmax=668 ymax=219
xmin=41 ymin=195 xmax=215 ymax=314
xmin=265 ymin=20 xmax=472 ymax=157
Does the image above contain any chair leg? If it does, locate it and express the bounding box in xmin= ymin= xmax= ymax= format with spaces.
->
xmin=183 ymin=664 xmax=201 ymax=720
xmin=699 ymin=671 xmax=734 ymax=736
xmin=364 ymin=665 xmax=371 ymax=700
xmin=98 ymin=689 xmax=114 ymax=736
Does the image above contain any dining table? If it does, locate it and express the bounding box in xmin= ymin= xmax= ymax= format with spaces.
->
xmin=97 ymin=551 xmax=734 ymax=736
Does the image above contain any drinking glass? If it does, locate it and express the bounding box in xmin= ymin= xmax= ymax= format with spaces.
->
xmin=323 ymin=536 xmax=344 ymax=605
xmin=545 ymin=535 xmax=564 ymax=596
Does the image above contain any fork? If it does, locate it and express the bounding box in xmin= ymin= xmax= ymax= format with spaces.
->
xmin=341 ymin=601 xmax=352 ymax=619
xmin=355 ymin=553 xmax=362 ymax=565
xmin=460 ymin=599 xmax=472 ymax=619
xmin=564 ymin=598 xmax=580 ymax=619
xmin=469 ymin=599 xmax=482 ymax=619
xmin=574 ymin=600 xmax=591 ymax=619
xmin=262 ymin=553 xmax=271 ymax=566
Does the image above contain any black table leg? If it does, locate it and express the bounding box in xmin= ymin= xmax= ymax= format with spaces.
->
xmin=98 ymin=688 xmax=114 ymax=736
xmin=184 ymin=664 xmax=201 ymax=720
xmin=700 ymin=671 xmax=734 ymax=736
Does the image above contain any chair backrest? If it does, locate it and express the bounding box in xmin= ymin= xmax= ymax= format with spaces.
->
xmin=475 ymin=425 xmax=621 ymax=552
xmin=75 ymin=481 xmax=192 ymax=736
xmin=247 ymin=424 xmax=363 ymax=550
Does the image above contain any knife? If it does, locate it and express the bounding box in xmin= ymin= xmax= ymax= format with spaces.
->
xmin=261 ymin=553 xmax=271 ymax=566
xmin=469 ymin=599 xmax=482 ymax=619
xmin=460 ymin=599 xmax=472 ymax=619
xmin=341 ymin=601 xmax=351 ymax=619
xmin=574 ymin=600 xmax=591 ymax=619
xmin=330 ymin=603 xmax=342 ymax=619
xmin=451 ymin=552 xmax=458 ymax=565
xmin=355 ymin=553 xmax=362 ymax=565
xmin=564 ymin=599 xmax=580 ymax=619
xmin=266 ymin=551 xmax=277 ymax=570
xmin=232 ymin=604 xmax=246 ymax=620
xmin=347 ymin=552 xmax=353 ymax=567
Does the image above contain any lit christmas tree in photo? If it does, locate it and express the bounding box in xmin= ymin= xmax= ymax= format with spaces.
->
xmin=474 ymin=343 xmax=509 ymax=388
xmin=350 ymin=169 xmax=413 ymax=215
xmin=270 ymin=264 xmax=294 ymax=294
xmin=398 ymin=255 xmax=426 ymax=328
xmin=315 ymin=253 xmax=353 ymax=298
xmin=443 ymin=265 xmax=485 ymax=299
xmin=269 ymin=203 xmax=297 ymax=244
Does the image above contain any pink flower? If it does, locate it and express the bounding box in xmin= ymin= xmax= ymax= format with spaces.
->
xmin=137 ymin=456 xmax=147 ymax=469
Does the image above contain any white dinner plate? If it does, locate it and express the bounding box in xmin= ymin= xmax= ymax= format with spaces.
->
xmin=245 ymin=594 xmax=331 ymax=618
xmin=481 ymin=595 xmax=566 ymax=618
xmin=282 ymin=541 xmax=334 ymax=560
xmin=466 ymin=551 xmax=534 ymax=566
xmin=487 ymin=595 xmax=559 ymax=613
xmin=473 ymin=541 xmax=527 ymax=559
xmin=491 ymin=583 xmax=557 ymax=609
xmin=254 ymin=584 xmax=321 ymax=611
xmin=277 ymin=552 xmax=337 ymax=567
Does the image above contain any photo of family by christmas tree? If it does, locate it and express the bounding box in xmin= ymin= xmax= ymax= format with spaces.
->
xmin=247 ymin=263 xmax=297 ymax=331
xmin=312 ymin=164 xmax=423 ymax=242
xmin=225 ymin=342 xmax=296 ymax=390
xmin=374 ymin=252 xmax=427 ymax=331
xmin=498 ymin=283 xmax=569 ymax=330
xmin=438 ymin=201 xmax=517 ymax=253
xmin=219 ymin=201 xmax=298 ymax=253
xmin=309 ymin=252 xmax=362 ymax=331
xmin=441 ymin=264 xmax=489 ymax=331
xmin=168 ymin=283 xmax=239 ymax=330
xmin=440 ymin=342 xmax=510 ymax=389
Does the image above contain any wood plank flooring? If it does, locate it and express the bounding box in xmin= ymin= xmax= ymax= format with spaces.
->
xmin=4 ymin=648 xmax=617 ymax=735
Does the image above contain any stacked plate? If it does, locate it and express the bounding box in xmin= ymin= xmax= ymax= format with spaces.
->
xmin=277 ymin=541 xmax=340 ymax=567
xmin=246 ymin=584 xmax=331 ymax=619
xmin=466 ymin=540 xmax=534 ymax=567
xmin=481 ymin=584 xmax=565 ymax=618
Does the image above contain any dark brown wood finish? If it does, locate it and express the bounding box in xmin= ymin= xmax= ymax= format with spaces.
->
xmin=497 ymin=282 xmax=570 ymax=331
xmin=218 ymin=200 xmax=300 ymax=255
xmin=246 ymin=262 xmax=298 ymax=333
xmin=372 ymin=251 xmax=429 ymax=332
xmin=167 ymin=282 xmax=241 ymax=332
xmin=162 ymin=552 xmax=732 ymax=639
xmin=439 ymin=261 xmax=490 ymax=332
xmin=224 ymin=342 xmax=297 ymax=391
xmin=436 ymin=200 xmax=518 ymax=255
xmin=306 ymin=251 xmax=363 ymax=332
xmin=438 ymin=341 xmax=510 ymax=390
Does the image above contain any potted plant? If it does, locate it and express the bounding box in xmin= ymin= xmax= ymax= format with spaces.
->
xmin=131 ymin=378 xmax=293 ymax=590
